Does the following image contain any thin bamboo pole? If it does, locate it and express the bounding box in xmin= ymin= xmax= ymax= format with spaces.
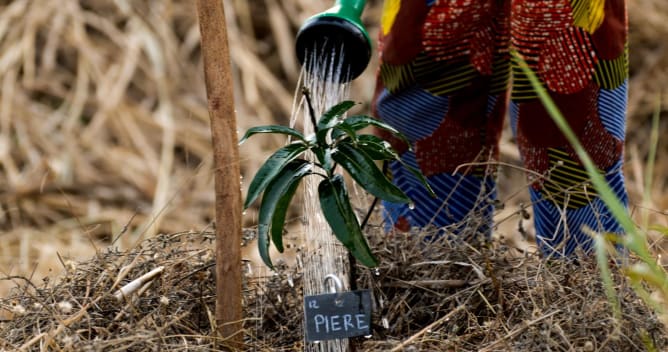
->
xmin=195 ymin=0 xmax=243 ymax=346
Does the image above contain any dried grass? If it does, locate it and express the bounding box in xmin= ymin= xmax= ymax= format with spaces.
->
xmin=356 ymin=227 xmax=667 ymax=351
xmin=1 ymin=231 xmax=221 ymax=351
xmin=0 ymin=229 xmax=665 ymax=351
xmin=0 ymin=0 xmax=384 ymax=296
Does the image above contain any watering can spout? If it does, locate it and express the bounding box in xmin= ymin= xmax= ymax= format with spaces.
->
xmin=295 ymin=0 xmax=371 ymax=83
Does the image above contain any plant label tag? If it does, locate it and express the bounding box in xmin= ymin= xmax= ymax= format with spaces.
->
xmin=303 ymin=289 xmax=372 ymax=341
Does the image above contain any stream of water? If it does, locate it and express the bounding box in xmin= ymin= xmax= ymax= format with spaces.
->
xmin=291 ymin=45 xmax=352 ymax=352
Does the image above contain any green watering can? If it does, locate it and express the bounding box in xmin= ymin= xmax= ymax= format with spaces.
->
xmin=295 ymin=0 xmax=371 ymax=82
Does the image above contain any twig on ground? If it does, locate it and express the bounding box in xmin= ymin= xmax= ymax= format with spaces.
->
xmin=390 ymin=305 xmax=466 ymax=352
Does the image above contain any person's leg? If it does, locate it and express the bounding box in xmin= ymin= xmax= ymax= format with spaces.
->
xmin=373 ymin=1 xmax=511 ymax=236
xmin=510 ymin=0 xmax=628 ymax=256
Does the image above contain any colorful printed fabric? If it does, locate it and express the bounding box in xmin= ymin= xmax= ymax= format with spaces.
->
xmin=373 ymin=0 xmax=628 ymax=257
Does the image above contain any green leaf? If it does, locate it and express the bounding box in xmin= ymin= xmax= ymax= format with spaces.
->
xmin=311 ymin=145 xmax=333 ymax=173
xmin=593 ymin=230 xmax=622 ymax=323
xmin=649 ymin=225 xmax=668 ymax=236
xmin=258 ymin=160 xmax=312 ymax=269
xmin=341 ymin=115 xmax=411 ymax=147
xmin=397 ymin=161 xmax=437 ymax=198
xmin=332 ymin=143 xmax=410 ymax=204
xmin=239 ymin=125 xmax=307 ymax=145
xmin=625 ymin=262 xmax=668 ymax=289
xmin=340 ymin=136 xmax=436 ymax=198
xmin=270 ymin=166 xmax=310 ymax=253
xmin=347 ymin=134 xmax=397 ymax=160
xmin=245 ymin=143 xmax=309 ymax=209
xmin=316 ymin=101 xmax=357 ymax=146
xmin=331 ymin=123 xmax=359 ymax=142
xmin=319 ymin=175 xmax=379 ymax=267
xmin=317 ymin=101 xmax=356 ymax=131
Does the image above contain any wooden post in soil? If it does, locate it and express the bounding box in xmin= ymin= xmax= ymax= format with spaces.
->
xmin=195 ymin=0 xmax=243 ymax=346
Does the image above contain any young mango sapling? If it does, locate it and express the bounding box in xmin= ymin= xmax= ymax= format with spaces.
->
xmin=240 ymin=90 xmax=435 ymax=269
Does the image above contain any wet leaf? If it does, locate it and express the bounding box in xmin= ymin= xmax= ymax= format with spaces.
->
xmin=319 ymin=175 xmax=379 ymax=267
xmin=397 ymin=161 xmax=436 ymax=198
xmin=330 ymin=122 xmax=359 ymax=142
xmin=258 ymin=160 xmax=312 ymax=269
xmin=245 ymin=143 xmax=308 ymax=209
xmin=341 ymin=134 xmax=397 ymax=160
xmin=332 ymin=143 xmax=410 ymax=204
xmin=340 ymin=136 xmax=436 ymax=197
xmin=317 ymin=100 xmax=356 ymax=131
xmin=316 ymin=101 xmax=356 ymax=146
xmin=239 ymin=125 xmax=307 ymax=145
xmin=341 ymin=115 xmax=411 ymax=146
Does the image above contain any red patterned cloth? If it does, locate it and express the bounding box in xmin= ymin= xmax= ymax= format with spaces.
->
xmin=374 ymin=0 xmax=628 ymax=257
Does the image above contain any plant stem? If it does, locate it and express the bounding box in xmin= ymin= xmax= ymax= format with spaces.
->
xmin=348 ymin=252 xmax=358 ymax=291
xmin=302 ymin=87 xmax=318 ymax=133
xmin=348 ymin=195 xmax=378 ymax=291
xmin=360 ymin=196 xmax=380 ymax=230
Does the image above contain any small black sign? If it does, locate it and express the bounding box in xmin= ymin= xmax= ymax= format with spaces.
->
xmin=303 ymin=290 xmax=372 ymax=341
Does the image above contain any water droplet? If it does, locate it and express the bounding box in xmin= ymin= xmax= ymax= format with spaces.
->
xmin=408 ymin=202 xmax=415 ymax=210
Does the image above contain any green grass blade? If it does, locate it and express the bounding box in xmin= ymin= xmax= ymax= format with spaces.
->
xmin=513 ymin=52 xmax=634 ymax=237
xmin=593 ymin=230 xmax=622 ymax=322
xmin=513 ymin=52 xmax=649 ymax=254
xmin=514 ymin=51 xmax=668 ymax=324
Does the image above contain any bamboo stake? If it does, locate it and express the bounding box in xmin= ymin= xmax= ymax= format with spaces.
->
xmin=195 ymin=0 xmax=243 ymax=345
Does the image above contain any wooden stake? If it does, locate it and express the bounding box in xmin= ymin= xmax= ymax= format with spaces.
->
xmin=195 ymin=0 xmax=243 ymax=345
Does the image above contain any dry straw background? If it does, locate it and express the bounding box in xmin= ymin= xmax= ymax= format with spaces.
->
xmin=0 ymin=0 xmax=665 ymax=320
xmin=0 ymin=0 xmax=383 ymax=297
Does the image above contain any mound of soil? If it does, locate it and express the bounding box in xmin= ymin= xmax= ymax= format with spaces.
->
xmin=1 ymin=230 xmax=664 ymax=351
